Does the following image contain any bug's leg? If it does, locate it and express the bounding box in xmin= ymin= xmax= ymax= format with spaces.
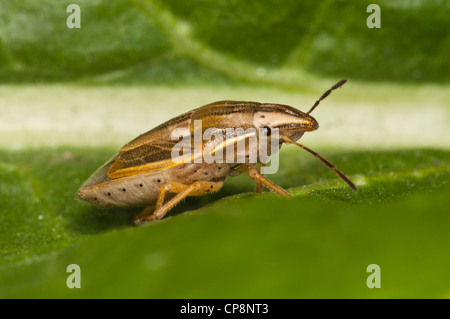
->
xmin=134 ymin=181 xmax=185 ymax=224
xmin=154 ymin=182 xmax=182 ymax=211
xmin=254 ymin=163 xmax=265 ymax=193
xmin=133 ymin=205 xmax=155 ymax=222
xmin=247 ymin=166 xmax=291 ymax=198
xmin=134 ymin=180 xmax=223 ymax=224
xmin=133 ymin=182 xmax=183 ymax=224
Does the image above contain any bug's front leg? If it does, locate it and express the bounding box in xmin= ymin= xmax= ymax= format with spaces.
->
xmin=253 ymin=163 xmax=265 ymax=193
xmin=247 ymin=166 xmax=291 ymax=198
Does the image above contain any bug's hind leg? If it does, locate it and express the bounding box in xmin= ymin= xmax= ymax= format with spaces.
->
xmin=134 ymin=180 xmax=223 ymax=225
xmin=247 ymin=166 xmax=291 ymax=198
xmin=133 ymin=205 xmax=155 ymax=222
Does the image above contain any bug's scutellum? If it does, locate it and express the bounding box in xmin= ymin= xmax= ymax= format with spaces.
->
xmin=76 ymin=80 xmax=356 ymax=224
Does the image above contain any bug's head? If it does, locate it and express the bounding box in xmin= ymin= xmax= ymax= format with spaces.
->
xmin=253 ymin=104 xmax=319 ymax=143
xmin=252 ymin=80 xmax=357 ymax=192
xmin=253 ymin=79 xmax=347 ymax=144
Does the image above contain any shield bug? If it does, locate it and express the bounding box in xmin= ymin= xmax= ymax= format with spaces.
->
xmin=76 ymin=79 xmax=356 ymax=224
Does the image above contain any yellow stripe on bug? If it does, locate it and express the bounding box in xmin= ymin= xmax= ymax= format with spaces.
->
xmin=107 ymin=150 xmax=203 ymax=179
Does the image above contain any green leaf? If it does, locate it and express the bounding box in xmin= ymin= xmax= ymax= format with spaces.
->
xmin=1 ymin=0 xmax=449 ymax=83
xmin=0 ymin=147 xmax=449 ymax=298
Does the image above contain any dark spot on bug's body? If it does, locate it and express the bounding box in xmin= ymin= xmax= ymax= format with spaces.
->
xmin=107 ymin=192 xmax=111 ymax=196
xmin=210 ymin=185 xmax=213 ymax=188
xmin=157 ymin=179 xmax=161 ymax=183
xmin=122 ymin=188 xmax=126 ymax=192
xmin=139 ymin=184 xmax=143 ymax=187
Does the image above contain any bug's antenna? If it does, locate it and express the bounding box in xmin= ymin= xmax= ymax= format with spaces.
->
xmin=306 ymin=79 xmax=347 ymax=115
xmin=282 ymin=136 xmax=357 ymax=192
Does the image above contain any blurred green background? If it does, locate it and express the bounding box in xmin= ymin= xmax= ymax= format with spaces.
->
xmin=0 ymin=0 xmax=449 ymax=298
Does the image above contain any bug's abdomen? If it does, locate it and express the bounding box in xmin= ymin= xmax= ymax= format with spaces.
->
xmin=76 ymin=163 xmax=231 ymax=208
xmin=76 ymin=171 xmax=172 ymax=208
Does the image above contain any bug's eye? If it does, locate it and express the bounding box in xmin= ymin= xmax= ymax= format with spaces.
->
xmin=262 ymin=126 xmax=272 ymax=136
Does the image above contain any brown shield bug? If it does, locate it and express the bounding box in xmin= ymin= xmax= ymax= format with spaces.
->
xmin=76 ymin=79 xmax=356 ymax=224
